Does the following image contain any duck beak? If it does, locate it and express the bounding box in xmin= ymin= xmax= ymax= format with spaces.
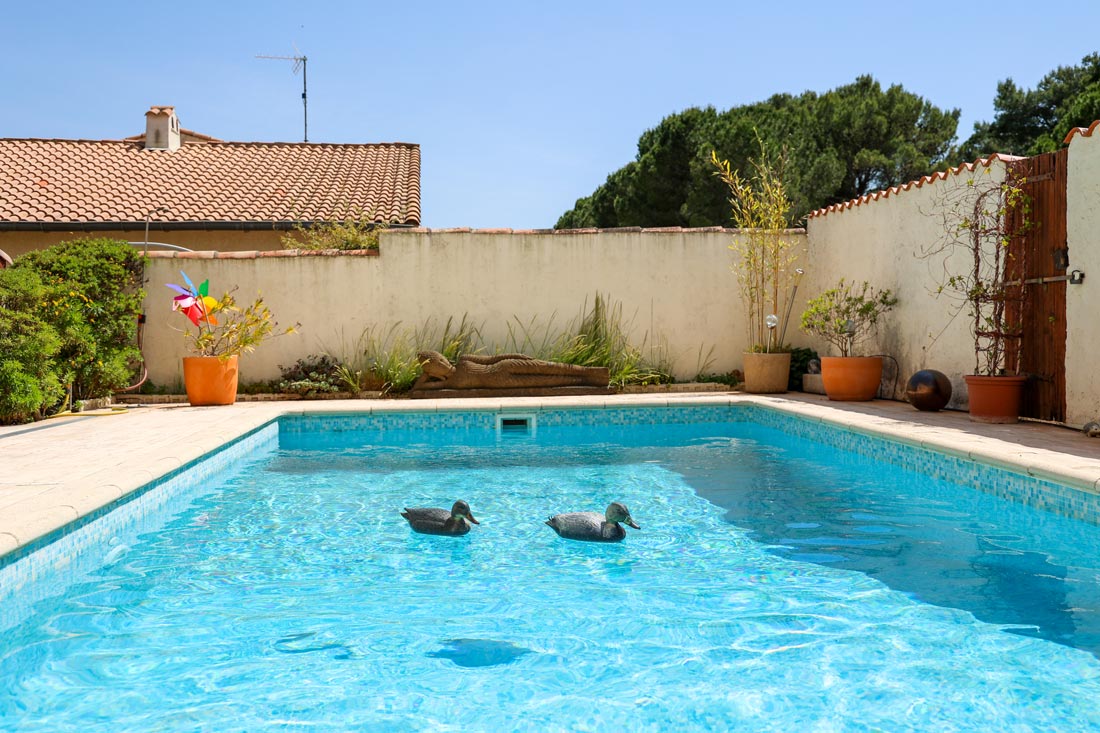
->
xmin=467 ymin=513 xmax=480 ymax=525
xmin=626 ymin=518 xmax=640 ymax=530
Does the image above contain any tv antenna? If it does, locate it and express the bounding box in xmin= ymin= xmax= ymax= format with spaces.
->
xmin=256 ymin=51 xmax=308 ymax=142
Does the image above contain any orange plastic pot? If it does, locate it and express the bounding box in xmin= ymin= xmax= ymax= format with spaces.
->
xmin=964 ymin=374 xmax=1026 ymax=424
xmin=182 ymin=355 xmax=239 ymax=406
xmin=820 ymin=356 xmax=883 ymax=401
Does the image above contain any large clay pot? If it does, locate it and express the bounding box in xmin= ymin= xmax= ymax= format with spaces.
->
xmin=742 ymin=352 xmax=791 ymax=394
xmin=964 ymin=374 xmax=1026 ymax=423
xmin=820 ymin=356 xmax=883 ymax=401
xmin=182 ymin=355 xmax=239 ymax=406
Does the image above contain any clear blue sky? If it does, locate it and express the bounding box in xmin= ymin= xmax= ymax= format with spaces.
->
xmin=4 ymin=1 xmax=1098 ymax=229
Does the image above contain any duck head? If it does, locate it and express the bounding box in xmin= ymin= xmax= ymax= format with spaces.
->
xmin=451 ymin=500 xmax=480 ymax=524
xmin=605 ymin=501 xmax=640 ymax=529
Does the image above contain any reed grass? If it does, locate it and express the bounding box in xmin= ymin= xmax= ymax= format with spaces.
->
xmin=324 ymin=297 xmax=675 ymax=393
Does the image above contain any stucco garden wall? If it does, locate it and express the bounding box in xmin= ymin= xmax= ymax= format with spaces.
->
xmin=141 ymin=228 xmax=806 ymax=388
xmin=1065 ymin=128 xmax=1100 ymax=427
xmin=803 ymin=159 xmax=1010 ymax=406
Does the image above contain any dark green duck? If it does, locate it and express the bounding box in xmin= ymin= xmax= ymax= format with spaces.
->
xmin=401 ymin=500 xmax=480 ymax=536
xmin=546 ymin=501 xmax=640 ymax=543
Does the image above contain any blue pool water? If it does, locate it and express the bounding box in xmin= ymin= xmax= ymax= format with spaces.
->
xmin=4 ymin=409 xmax=1100 ymax=731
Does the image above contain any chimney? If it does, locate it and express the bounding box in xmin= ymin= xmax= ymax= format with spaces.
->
xmin=144 ymin=106 xmax=181 ymax=151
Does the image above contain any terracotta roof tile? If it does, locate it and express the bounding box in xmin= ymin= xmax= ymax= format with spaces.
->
xmin=1064 ymin=119 xmax=1100 ymax=144
xmin=805 ymin=154 xmax=1021 ymax=220
xmin=0 ymin=138 xmax=421 ymax=226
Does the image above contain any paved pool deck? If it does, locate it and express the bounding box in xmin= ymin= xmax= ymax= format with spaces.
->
xmin=3 ymin=392 xmax=1100 ymax=559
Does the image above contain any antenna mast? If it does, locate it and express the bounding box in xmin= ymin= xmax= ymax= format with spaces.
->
xmin=256 ymin=52 xmax=308 ymax=142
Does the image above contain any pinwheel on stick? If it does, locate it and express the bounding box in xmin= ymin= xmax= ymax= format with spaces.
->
xmin=167 ymin=271 xmax=221 ymax=330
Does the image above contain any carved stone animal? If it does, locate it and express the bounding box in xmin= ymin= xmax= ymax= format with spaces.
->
xmin=413 ymin=351 xmax=609 ymax=390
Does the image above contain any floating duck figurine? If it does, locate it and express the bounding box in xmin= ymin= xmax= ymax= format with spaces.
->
xmin=545 ymin=501 xmax=640 ymax=543
xmin=401 ymin=500 xmax=480 ymax=536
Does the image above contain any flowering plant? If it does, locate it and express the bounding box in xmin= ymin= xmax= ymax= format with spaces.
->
xmin=167 ymin=271 xmax=297 ymax=359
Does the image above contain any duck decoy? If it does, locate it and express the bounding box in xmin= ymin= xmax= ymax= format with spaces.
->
xmin=545 ymin=501 xmax=640 ymax=543
xmin=401 ymin=500 xmax=480 ymax=536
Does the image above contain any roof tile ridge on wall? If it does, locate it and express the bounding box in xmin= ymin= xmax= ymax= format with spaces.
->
xmin=382 ymin=226 xmax=785 ymax=235
xmin=145 ymin=249 xmax=379 ymax=260
xmin=805 ymin=153 xmax=1023 ymax=220
xmin=1064 ymin=119 xmax=1100 ymax=144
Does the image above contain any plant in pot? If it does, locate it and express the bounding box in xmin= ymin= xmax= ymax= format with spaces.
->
xmin=168 ymin=272 xmax=297 ymax=406
xmin=799 ymin=279 xmax=898 ymax=401
xmin=712 ymin=140 xmax=802 ymax=394
xmin=924 ymin=172 xmax=1032 ymax=423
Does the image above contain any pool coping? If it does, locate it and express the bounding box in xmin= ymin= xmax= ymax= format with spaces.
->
xmin=3 ymin=392 xmax=1100 ymax=560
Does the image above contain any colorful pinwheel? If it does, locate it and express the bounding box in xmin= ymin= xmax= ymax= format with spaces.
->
xmin=166 ymin=271 xmax=220 ymax=329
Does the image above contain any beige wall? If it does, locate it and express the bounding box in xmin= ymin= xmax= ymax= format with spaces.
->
xmin=804 ymin=161 xmax=1009 ymax=405
xmin=0 ymin=229 xmax=287 ymax=259
xmin=1065 ymin=132 xmax=1100 ymax=427
xmin=140 ymin=228 xmax=807 ymax=387
xmin=17 ymin=138 xmax=1100 ymax=426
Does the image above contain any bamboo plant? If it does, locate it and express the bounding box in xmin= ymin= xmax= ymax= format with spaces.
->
xmin=711 ymin=140 xmax=800 ymax=352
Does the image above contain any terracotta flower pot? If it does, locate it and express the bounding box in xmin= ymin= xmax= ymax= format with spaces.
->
xmin=182 ymin=355 xmax=239 ymax=406
xmin=964 ymin=374 xmax=1026 ymax=423
xmin=820 ymin=356 xmax=883 ymax=401
xmin=742 ymin=352 xmax=791 ymax=394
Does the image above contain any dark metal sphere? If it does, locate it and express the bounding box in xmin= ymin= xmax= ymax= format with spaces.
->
xmin=905 ymin=369 xmax=952 ymax=411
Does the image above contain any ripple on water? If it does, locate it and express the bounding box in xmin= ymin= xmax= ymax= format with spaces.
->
xmin=5 ymin=429 xmax=1100 ymax=731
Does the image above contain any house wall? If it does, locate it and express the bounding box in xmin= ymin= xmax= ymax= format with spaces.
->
xmin=0 ymin=229 xmax=287 ymax=259
xmin=140 ymin=228 xmax=808 ymax=388
xmin=804 ymin=159 xmax=1010 ymax=406
xmin=1065 ymin=129 xmax=1100 ymax=427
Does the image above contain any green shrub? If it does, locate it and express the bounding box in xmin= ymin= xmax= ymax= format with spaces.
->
xmin=14 ymin=238 xmax=145 ymax=400
xmin=0 ymin=268 xmax=64 ymax=424
xmin=325 ymin=315 xmax=482 ymax=394
xmin=540 ymin=295 xmax=673 ymax=387
xmin=277 ymin=354 xmax=344 ymax=395
xmin=787 ymin=346 xmax=819 ymax=391
xmin=281 ymin=213 xmax=387 ymax=251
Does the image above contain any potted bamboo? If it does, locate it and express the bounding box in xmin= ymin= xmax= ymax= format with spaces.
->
xmin=167 ymin=272 xmax=297 ymax=405
xmin=799 ymin=279 xmax=898 ymax=401
xmin=925 ymin=173 xmax=1032 ymax=422
xmin=712 ymin=141 xmax=802 ymax=393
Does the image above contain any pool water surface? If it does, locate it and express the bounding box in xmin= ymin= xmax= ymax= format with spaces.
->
xmin=3 ymin=413 xmax=1100 ymax=731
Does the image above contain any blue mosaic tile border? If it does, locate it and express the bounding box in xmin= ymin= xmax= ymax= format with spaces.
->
xmin=0 ymin=422 xmax=279 ymax=633
xmin=279 ymin=404 xmax=744 ymax=435
xmin=743 ymin=405 xmax=1100 ymax=527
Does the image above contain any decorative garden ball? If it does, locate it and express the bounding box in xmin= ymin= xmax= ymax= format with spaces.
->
xmin=905 ymin=369 xmax=952 ymax=411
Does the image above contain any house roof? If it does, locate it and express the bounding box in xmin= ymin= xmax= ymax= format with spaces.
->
xmin=0 ymin=137 xmax=421 ymax=230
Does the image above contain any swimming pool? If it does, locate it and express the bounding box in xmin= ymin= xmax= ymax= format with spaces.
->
xmin=3 ymin=405 xmax=1100 ymax=731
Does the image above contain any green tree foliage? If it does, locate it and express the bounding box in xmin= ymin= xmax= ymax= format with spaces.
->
xmin=281 ymin=212 xmax=387 ymax=251
xmin=961 ymin=53 xmax=1100 ymax=157
xmin=14 ymin=238 xmax=145 ymax=400
xmin=557 ymin=76 xmax=959 ymax=228
xmin=0 ymin=268 xmax=64 ymax=424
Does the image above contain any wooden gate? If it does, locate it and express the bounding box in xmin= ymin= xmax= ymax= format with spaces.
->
xmin=1006 ymin=148 xmax=1068 ymax=422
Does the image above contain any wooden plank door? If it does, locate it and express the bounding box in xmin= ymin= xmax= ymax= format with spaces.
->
xmin=1006 ymin=148 xmax=1068 ymax=422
